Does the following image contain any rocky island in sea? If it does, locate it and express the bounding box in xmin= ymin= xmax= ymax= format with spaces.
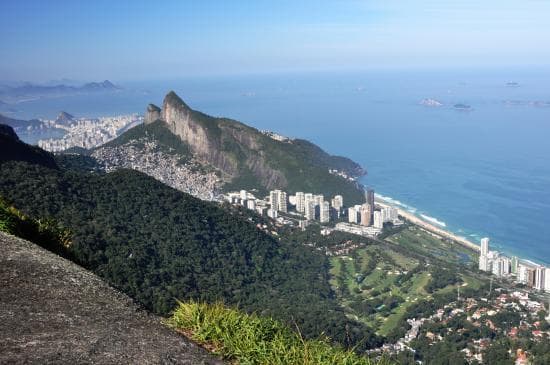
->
xmin=453 ymin=103 xmax=472 ymax=111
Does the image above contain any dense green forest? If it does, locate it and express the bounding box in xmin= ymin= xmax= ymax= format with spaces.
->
xmin=0 ymin=129 xmax=381 ymax=350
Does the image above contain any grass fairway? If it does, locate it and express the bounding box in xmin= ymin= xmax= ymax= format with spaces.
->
xmin=328 ymin=226 xmax=485 ymax=338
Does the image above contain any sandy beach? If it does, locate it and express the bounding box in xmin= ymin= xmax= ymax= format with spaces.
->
xmin=376 ymin=198 xmax=481 ymax=253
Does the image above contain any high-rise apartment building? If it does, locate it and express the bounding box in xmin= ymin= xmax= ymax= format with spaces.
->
xmin=517 ymin=264 xmax=528 ymax=284
xmin=535 ymin=266 xmax=546 ymax=291
xmin=360 ymin=204 xmax=372 ymax=226
xmin=295 ymin=192 xmax=305 ymax=213
xmin=320 ymin=201 xmax=330 ymax=223
xmin=331 ymin=195 xmax=343 ymax=211
xmin=269 ymin=190 xmax=287 ymax=213
xmin=373 ymin=211 xmax=383 ymax=229
xmin=314 ymin=194 xmax=324 ymax=206
xmin=305 ymin=200 xmax=316 ymax=221
xmin=348 ymin=207 xmax=358 ymax=223
xmin=278 ymin=191 xmax=288 ymax=213
xmin=269 ymin=190 xmax=279 ymax=211
xmin=481 ymin=238 xmax=489 ymax=256
xmin=366 ymin=189 xmax=375 ymax=219
xmin=479 ymin=255 xmax=490 ymax=272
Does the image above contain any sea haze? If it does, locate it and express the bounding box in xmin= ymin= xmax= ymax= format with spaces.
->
xmin=8 ymin=68 xmax=550 ymax=265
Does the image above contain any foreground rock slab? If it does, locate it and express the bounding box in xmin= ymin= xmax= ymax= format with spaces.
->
xmin=0 ymin=232 xmax=223 ymax=364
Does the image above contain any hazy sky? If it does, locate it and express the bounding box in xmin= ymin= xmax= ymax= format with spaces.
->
xmin=2 ymin=0 xmax=550 ymax=81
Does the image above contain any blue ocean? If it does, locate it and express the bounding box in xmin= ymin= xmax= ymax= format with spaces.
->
xmin=7 ymin=69 xmax=550 ymax=265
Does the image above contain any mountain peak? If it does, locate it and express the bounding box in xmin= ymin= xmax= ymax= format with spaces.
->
xmin=144 ymin=104 xmax=161 ymax=124
xmin=101 ymin=80 xmax=115 ymax=87
xmin=163 ymin=91 xmax=191 ymax=111
xmin=55 ymin=111 xmax=75 ymax=125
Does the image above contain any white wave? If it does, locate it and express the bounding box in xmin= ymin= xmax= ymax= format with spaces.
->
xmin=420 ymin=214 xmax=447 ymax=227
xmin=376 ymin=193 xmax=415 ymax=211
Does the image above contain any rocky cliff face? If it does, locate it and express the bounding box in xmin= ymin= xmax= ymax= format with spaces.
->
xmin=154 ymin=91 xmax=286 ymax=188
xmin=144 ymin=103 xmax=161 ymax=124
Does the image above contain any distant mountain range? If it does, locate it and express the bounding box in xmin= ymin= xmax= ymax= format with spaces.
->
xmin=0 ymin=80 xmax=121 ymax=103
xmin=0 ymin=113 xmax=42 ymax=131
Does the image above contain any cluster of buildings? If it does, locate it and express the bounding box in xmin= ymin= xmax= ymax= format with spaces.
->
xmin=225 ymin=187 xmax=402 ymax=238
xmin=478 ymin=237 xmax=550 ymax=292
xmin=92 ymin=139 xmax=221 ymax=201
xmin=38 ymin=114 xmax=142 ymax=152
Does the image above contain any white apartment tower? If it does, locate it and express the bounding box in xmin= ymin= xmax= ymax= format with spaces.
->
xmin=269 ymin=190 xmax=287 ymax=213
xmin=479 ymin=255 xmax=490 ymax=272
xmin=517 ymin=264 xmax=529 ymax=284
xmin=305 ymin=200 xmax=316 ymax=220
xmin=331 ymin=195 xmax=344 ymax=211
xmin=278 ymin=191 xmax=288 ymax=213
xmin=373 ymin=211 xmax=383 ymax=229
xmin=535 ymin=266 xmax=546 ymax=291
xmin=348 ymin=207 xmax=358 ymax=224
xmin=360 ymin=204 xmax=372 ymax=226
xmin=481 ymin=238 xmax=490 ymax=256
xmin=269 ymin=190 xmax=279 ymax=211
xmin=479 ymin=237 xmax=491 ymax=272
xmin=295 ymin=192 xmax=305 ymax=213
xmin=314 ymin=194 xmax=324 ymax=206
xmin=320 ymin=201 xmax=330 ymax=223
xmin=492 ymin=259 xmax=503 ymax=277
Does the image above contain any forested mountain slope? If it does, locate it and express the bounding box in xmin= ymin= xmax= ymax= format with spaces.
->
xmin=0 ymin=124 xmax=380 ymax=349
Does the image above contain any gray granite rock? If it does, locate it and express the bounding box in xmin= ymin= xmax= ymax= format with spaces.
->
xmin=0 ymin=231 xmax=223 ymax=364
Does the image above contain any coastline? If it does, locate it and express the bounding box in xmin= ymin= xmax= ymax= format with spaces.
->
xmin=375 ymin=196 xmax=481 ymax=253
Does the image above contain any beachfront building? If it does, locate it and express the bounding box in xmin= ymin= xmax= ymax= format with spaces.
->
xmin=546 ymin=268 xmax=550 ymax=293
xmin=481 ymin=238 xmax=489 ymax=256
xmin=360 ymin=204 xmax=372 ymax=226
xmin=373 ymin=211 xmax=383 ymax=229
xmin=366 ymin=188 xmax=375 ymax=211
xmin=517 ymin=265 xmax=529 ymax=285
xmin=335 ymin=222 xmax=381 ymax=238
xmin=348 ymin=206 xmax=359 ymax=224
xmin=479 ymin=238 xmax=491 ymax=272
xmin=479 ymin=255 xmax=490 ymax=272
xmin=511 ymin=256 xmax=519 ymax=274
xmin=535 ymin=266 xmax=546 ymax=291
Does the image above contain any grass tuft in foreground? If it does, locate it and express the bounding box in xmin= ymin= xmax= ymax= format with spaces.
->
xmin=169 ymin=300 xmax=390 ymax=365
xmin=0 ymin=197 xmax=72 ymax=257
